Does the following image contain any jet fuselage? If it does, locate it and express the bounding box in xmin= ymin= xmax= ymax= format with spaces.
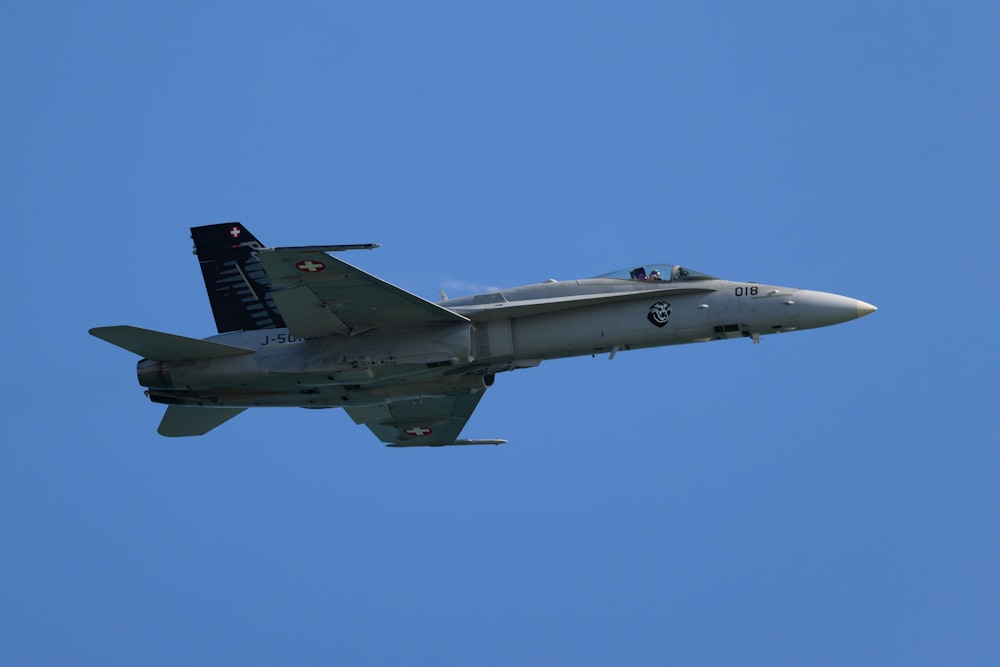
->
xmin=138 ymin=273 xmax=874 ymax=410
xmin=92 ymin=223 xmax=876 ymax=444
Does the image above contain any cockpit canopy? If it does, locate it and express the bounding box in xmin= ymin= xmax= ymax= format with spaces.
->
xmin=596 ymin=264 xmax=715 ymax=282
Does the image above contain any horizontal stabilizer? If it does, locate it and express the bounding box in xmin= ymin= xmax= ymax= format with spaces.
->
xmin=89 ymin=325 xmax=255 ymax=361
xmin=158 ymin=406 xmax=247 ymax=437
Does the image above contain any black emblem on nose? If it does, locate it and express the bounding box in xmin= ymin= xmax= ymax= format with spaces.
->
xmin=647 ymin=301 xmax=671 ymax=327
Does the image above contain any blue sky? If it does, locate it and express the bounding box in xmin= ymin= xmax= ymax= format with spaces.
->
xmin=2 ymin=2 xmax=998 ymax=664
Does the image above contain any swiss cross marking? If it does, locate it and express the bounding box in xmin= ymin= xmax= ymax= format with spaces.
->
xmin=296 ymin=260 xmax=326 ymax=273
xmin=403 ymin=426 xmax=433 ymax=437
xmin=229 ymin=226 xmax=242 ymax=238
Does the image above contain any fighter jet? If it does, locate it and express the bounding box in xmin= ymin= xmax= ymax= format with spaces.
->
xmin=90 ymin=223 xmax=876 ymax=446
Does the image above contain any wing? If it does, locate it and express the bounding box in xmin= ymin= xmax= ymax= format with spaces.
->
xmin=258 ymin=247 xmax=468 ymax=339
xmin=344 ymin=391 xmax=498 ymax=447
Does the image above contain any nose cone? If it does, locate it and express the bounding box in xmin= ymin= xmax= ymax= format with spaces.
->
xmin=856 ymin=300 xmax=878 ymax=318
xmin=796 ymin=290 xmax=877 ymax=330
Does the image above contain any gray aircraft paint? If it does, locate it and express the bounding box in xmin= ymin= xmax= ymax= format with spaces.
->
xmin=91 ymin=224 xmax=876 ymax=446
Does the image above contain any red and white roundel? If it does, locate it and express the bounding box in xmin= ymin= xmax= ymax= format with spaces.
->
xmin=403 ymin=426 xmax=433 ymax=437
xmin=295 ymin=260 xmax=326 ymax=273
xmin=229 ymin=225 xmax=242 ymax=238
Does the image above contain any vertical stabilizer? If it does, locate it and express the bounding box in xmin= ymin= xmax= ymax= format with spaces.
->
xmin=191 ymin=222 xmax=286 ymax=333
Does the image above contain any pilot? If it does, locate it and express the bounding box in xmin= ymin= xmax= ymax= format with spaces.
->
xmin=650 ymin=269 xmax=662 ymax=281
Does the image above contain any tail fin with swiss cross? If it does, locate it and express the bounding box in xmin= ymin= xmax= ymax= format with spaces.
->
xmin=190 ymin=222 xmax=287 ymax=334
